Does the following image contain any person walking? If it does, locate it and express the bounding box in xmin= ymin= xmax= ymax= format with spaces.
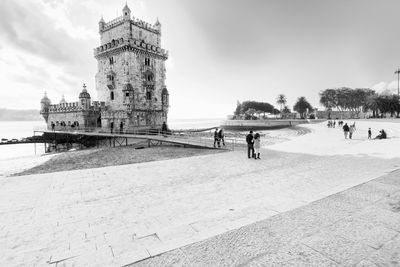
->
xmin=349 ymin=124 xmax=355 ymax=139
xmin=343 ymin=123 xmax=350 ymax=139
xmin=246 ymin=130 xmax=254 ymax=158
xmin=218 ymin=128 xmax=225 ymax=146
xmin=51 ymin=122 xmax=55 ymax=131
xmin=368 ymin=128 xmax=372 ymax=139
xmin=253 ymin=133 xmax=261 ymax=159
xmin=214 ymin=128 xmax=220 ymax=148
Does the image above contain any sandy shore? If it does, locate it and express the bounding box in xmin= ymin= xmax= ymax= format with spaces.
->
xmin=13 ymin=145 xmax=225 ymax=176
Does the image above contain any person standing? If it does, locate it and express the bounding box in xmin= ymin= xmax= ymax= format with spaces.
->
xmin=368 ymin=128 xmax=372 ymax=139
xmin=161 ymin=121 xmax=168 ymax=137
xmin=246 ymin=130 xmax=254 ymax=158
xmin=343 ymin=123 xmax=350 ymax=139
xmin=218 ymin=128 xmax=225 ymax=146
xmin=253 ymin=133 xmax=261 ymax=159
xmin=349 ymin=124 xmax=355 ymax=139
xmin=119 ymin=121 xmax=124 ymax=134
xmin=214 ymin=128 xmax=220 ymax=148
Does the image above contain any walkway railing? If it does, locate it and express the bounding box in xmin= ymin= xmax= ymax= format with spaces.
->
xmin=34 ymin=127 xmax=240 ymax=151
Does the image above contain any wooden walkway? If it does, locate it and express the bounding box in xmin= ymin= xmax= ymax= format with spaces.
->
xmin=36 ymin=130 xmax=233 ymax=150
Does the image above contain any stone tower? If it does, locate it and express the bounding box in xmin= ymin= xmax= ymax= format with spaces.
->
xmin=94 ymin=4 xmax=169 ymax=132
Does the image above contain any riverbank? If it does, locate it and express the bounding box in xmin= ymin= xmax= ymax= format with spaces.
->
xmin=2 ymin=125 xmax=311 ymax=177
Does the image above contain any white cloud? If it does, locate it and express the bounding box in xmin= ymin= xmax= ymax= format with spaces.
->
xmin=371 ymin=80 xmax=399 ymax=94
xmin=40 ymin=1 xmax=97 ymax=40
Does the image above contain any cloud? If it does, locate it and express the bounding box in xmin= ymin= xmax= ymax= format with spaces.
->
xmin=371 ymin=80 xmax=399 ymax=94
xmin=0 ymin=0 xmax=101 ymax=109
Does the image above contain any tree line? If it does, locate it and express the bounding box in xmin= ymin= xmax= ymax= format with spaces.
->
xmin=319 ymin=87 xmax=400 ymax=118
xmin=233 ymin=95 xmax=313 ymax=120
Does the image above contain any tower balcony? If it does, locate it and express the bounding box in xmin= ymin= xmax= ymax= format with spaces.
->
xmin=107 ymin=80 xmax=115 ymax=89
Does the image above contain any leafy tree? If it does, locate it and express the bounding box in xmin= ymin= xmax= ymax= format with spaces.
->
xmin=319 ymin=89 xmax=338 ymax=111
xmin=320 ymin=87 xmax=376 ymax=118
xmin=364 ymin=94 xmax=379 ymax=117
xmin=293 ymin=97 xmax=313 ymax=119
xmin=376 ymin=94 xmax=400 ymax=117
xmin=245 ymin=108 xmax=257 ymax=120
xmin=235 ymin=101 xmax=276 ymax=119
xmin=282 ymin=106 xmax=291 ymax=114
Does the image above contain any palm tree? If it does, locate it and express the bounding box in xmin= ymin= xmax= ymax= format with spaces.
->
xmin=364 ymin=94 xmax=379 ymax=118
xmin=276 ymin=94 xmax=287 ymax=115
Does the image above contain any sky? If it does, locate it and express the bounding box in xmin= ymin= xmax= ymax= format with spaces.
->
xmin=0 ymin=0 xmax=400 ymax=119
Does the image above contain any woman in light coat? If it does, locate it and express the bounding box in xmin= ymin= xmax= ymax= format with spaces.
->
xmin=253 ymin=133 xmax=261 ymax=159
xmin=349 ymin=125 xmax=355 ymax=139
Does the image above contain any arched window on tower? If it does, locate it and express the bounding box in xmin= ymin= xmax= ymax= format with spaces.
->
xmin=110 ymin=91 xmax=114 ymax=100
xmin=145 ymin=57 xmax=150 ymax=66
xmin=162 ymin=88 xmax=169 ymax=106
xmin=107 ymin=71 xmax=116 ymax=89
xmin=146 ymin=91 xmax=152 ymax=100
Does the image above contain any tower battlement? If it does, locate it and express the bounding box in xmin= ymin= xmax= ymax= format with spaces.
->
xmin=101 ymin=16 xmax=160 ymax=33
xmin=93 ymin=38 xmax=168 ymax=59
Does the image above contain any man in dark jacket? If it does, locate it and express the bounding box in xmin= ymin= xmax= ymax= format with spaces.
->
xmin=214 ymin=128 xmax=220 ymax=148
xmin=342 ymin=123 xmax=350 ymax=139
xmin=246 ymin=130 xmax=254 ymax=158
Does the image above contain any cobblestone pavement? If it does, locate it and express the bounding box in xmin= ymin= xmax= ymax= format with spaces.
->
xmin=132 ymin=169 xmax=400 ymax=267
xmin=1 ymin=148 xmax=399 ymax=266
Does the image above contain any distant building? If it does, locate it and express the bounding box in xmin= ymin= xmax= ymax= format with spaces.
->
xmin=40 ymin=4 xmax=170 ymax=132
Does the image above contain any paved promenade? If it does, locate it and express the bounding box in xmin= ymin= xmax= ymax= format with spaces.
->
xmin=1 ymin=148 xmax=399 ymax=266
xmin=135 ymin=169 xmax=400 ymax=266
xmin=2 ymin=121 xmax=400 ymax=266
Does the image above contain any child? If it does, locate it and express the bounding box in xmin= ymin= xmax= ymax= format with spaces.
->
xmin=368 ymin=128 xmax=372 ymax=139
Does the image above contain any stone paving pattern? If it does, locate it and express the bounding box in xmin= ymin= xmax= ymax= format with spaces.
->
xmin=1 ymin=148 xmax=399 ymax=266
xmin=132 ymin=169 xmax=400 ymax=267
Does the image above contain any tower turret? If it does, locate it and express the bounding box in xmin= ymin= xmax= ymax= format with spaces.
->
xmin=79 ymin=83 xmax=91 ymax=110
xmin=154 ymin=18 xmax=161 ymax=32
xmin=59 ymin=94 xmax=66 ymax=104
xmin=99 ymin=16 xmax=105 ymax=33
xmin=123 ymin=3 xmax=131 ymax=20
xmin=40 ymin=92 xmax=51 ymax=122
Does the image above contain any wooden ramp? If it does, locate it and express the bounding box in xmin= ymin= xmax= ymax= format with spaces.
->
xmin=37 ymin=130 xmax=232 ymax=150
